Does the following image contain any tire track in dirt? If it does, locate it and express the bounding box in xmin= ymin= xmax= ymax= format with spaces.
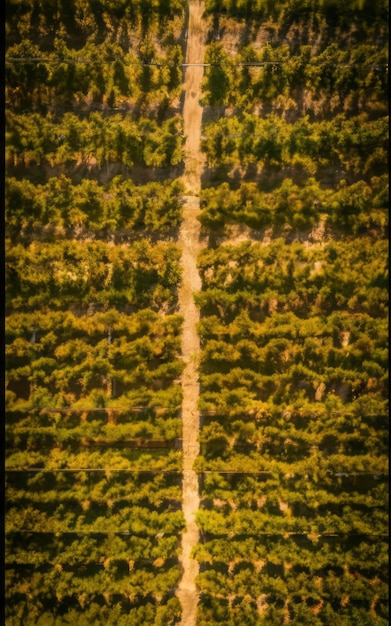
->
xmin=181 ymin=0 xmax=207 ymax=195
xmin=176 ymin=2 xmax=206 ymax=625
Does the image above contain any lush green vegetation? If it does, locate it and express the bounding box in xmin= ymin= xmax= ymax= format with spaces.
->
xmin=6 ymin=176 xmax=184 ymax=236
xmin=204 ymin=0 xmax=388 ymax=24
xmin=6 ymin=471 xmax=184 ymax=623
xmin=6 ymin=239 xmax=182 ymax=310
xmin=6 ymin=111 xmax=184 ymax=173
xmin=5 ymin=0 xmax=389 ymax=622
xmin=194 ymin=241 xmax=388 ymax=621
xmin=6 ymin=0 xmax=186 ymax=115
xmin=202 ymin=42 xmax=388 ymax=116
xmin=195 ymin=0 xmax=388 ymax=624
xmin=199 ymin=0 xmax=388 ymax=243
xmin=5 ymin=0 xmax=186 ymax=185
xmin=202 ymin=0 xmax=388 ymax=111
xmin=198 ymin=176 xmax=388 ymax=234
xmin=195 ymin=239 xmax=388 ymax=466
xmin=201 ymin=113 xmax=388 ymax=183
xmin=5 ymin=0 xmax=187 ymax=622
xmin=6 ymin=307 xmax=184 ymax=409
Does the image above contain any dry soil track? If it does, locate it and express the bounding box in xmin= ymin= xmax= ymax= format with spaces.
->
xmin=176 ymin=2 xmax=207 ymax=624
xmin=181 ymin=1 xmax=207 ymax=195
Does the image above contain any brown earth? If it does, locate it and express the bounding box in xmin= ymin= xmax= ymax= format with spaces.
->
xmin=176 ymin=2 xmax=207 ymax=625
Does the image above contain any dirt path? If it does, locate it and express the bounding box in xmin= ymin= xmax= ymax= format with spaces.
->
xmin=181 ymin=0 xmax=207 ymax=195
xmin=176 ymin=2 xmax=207 ymax=624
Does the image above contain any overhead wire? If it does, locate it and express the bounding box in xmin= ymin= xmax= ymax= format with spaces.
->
xmin=5 ymin=468 xmax=388 ymax=477
xmin=5 ymin=530 xmax=388 ymax=536
xmin=4 ymin=57 xmax=388 ymax=69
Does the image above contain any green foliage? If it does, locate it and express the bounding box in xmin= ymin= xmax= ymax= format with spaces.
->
xmin=200 ymin=41 xmax=387 ymax=116
xmin=6 ymin=0 xmax=186 ymax=114
xmin=204 ymin=0 xmax=388 ymax=23
xmin=201 ymin=113 xmax=388 ymax=182
xmin=195 ymin=224 xmax=387 ymax=624
xmin=6 ymin=306 xmax=184 ymax=414
xmin=201 ymin=43 xmax=233 ymax=106
xmin=6 ymin=111 xmax=184 ymax=171
xmin=5 ymin=239 xmax=182 ymax=311
xmin=5 ymin=0 xmax=389 ymax=623
xmin=6 ymin=175 xmax=184 ymax=235
xmin=199 ymin=176 xmax=388 ymax=234
xmin=5 ymin=2 xmax=188 ymax=622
